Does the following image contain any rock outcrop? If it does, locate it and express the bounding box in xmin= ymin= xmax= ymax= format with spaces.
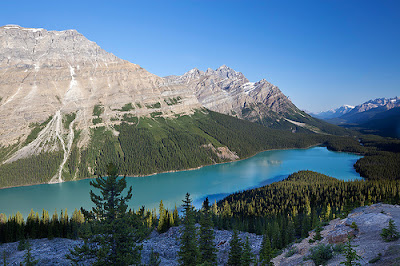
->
xmin=0 ymin=225 xmax=263 ymax=266
xmin=273 ymin=203 xmax=400 ymax=265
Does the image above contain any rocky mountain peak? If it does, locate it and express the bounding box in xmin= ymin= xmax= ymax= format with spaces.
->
xmin=214 ymin=64 xmax=246 ymax=81
xmin=0 ymin=25 xmax=123 ymax=68
xmin=182 ymin=67 xmax=204 ymax=80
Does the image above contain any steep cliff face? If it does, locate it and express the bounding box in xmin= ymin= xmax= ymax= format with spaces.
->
xmin=0 ymin=25 xmax=200 ymax=148
xmin=165 ymin=65 xmax=302 ymax=127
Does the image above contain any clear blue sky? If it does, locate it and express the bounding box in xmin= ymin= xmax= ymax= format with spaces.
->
xmin=1 ymin=0 xmax=399 ymax=112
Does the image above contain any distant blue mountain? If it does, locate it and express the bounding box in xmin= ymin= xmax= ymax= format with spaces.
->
xmin=310 ymin=105 xmax=354 ymax=120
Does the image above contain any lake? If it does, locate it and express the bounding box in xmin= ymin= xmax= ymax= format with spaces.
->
xmin=0 ymin=147 xmax=362 ymax=217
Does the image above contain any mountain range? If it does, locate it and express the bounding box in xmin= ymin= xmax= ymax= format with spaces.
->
xmin=310 ymin=97 xmax=400 ymax=138
xmin=0 ymin=25 xmax=348 ymax=187
xmin=310 ymin=105 xmax=355 ymax=120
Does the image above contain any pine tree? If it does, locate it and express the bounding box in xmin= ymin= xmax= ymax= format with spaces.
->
xmin=199 ymin=197 xmax=217 ymax=265
xmin=157 ymin=200 xmax=167 ymax=233
xmin=15 ymin=211 xmax=24 ymax=241
xmin=67 ymin=163 xmax=142 ymax=265
xmin=26 ymin=209 xmax=37 ymax=239
xmin=23 ymin=240 xmax=38 ymax=266
xmin=17 ymin=238 xmax=27 ymax=251
xmin=50 ymin=209 xmax=60 ymax=238
xmin=173 ymin=204 xmax=180 ymax=226
xmin=313 ymin=224 xmax=323 ymax=241
xmin=149 ymin=248 xmax=161 ymax=266
xmin=178 ymin=193 xmax=199 ymax=266
xmin=340 ymin=235 xmax=362 ymax=266
xmin=227 ymin=230 xmax=243 ymax=266
xmin=212 ymin=200 xmax=218 ymax=215
xmin=325 ymin=203 xmax=332 ymax=221
xmin=40 ymin=209 xmax=49 ymax=239
xmin=2 ymin=250 xmax=8 ymax=266
xmin=381 ymin=219 xmax=400 ymax=242
xmin=169 ymin=211 xmax=175 ymax=227
xmin=242 ymin=236 xmax=255 ymax=266
xmin=259 ymin=234 xmax=273 ymax=266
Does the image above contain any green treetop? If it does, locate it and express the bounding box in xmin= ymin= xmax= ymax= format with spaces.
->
xmin=67 ymin=163 xmax=142 ymax=265
xmin=199 ymin=197 xmax=217 ymax=265
xmin=178 ymin=193 xmax=199 ymax=266
xmin=227 ymin=230 xmax=243 ymax=266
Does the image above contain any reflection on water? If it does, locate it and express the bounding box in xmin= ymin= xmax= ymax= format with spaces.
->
xmin=0 ymin=147 xmax=362 ymax=217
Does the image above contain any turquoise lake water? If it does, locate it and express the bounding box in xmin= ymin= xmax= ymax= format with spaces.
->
xmin=0 ymin=147 xmax=362 ymax=217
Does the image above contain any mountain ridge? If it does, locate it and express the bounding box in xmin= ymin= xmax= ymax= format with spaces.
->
xmin=310 ymin=105 xmax=355 ymax=120
xmin=0 ymin=25 xmax=350 ymax=187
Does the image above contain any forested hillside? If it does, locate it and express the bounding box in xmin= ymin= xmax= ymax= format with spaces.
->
xmin=1 ymin=104 xmax=399 ymax=189
xmin=0 ymin=109 xmax=348 ymax=188
xmin=215 ymin=170 xmax=400 ymax=250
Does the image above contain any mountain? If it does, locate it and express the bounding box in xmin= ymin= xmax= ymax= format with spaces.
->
xmin=165 ymin=66 xmax=343 ymax=134
xmin=346 ymin=107 xmax=400 ymax=138
xmin=0 ymin=25 xmax=347 ymax=188
xmin=311 ymin=105 xmax=354 ymax=120
xmin=320 ymin=97 xmax=400 ymax=138
xmin=328 ymin=97 xmax=400 ymax=125
xmin=0 ymin=24 xmax=200 ymax=147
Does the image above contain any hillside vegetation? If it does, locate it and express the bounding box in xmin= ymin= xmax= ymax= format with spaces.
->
xmin=0 ymin=110 xmax=331 ymax=188
xmin=215 ymin=170 xmax=400 ymax=250
xmin=0 ymin=108 xmax=398 ymax=188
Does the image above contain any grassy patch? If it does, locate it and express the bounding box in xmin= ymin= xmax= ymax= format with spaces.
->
xmin=122 ymin=114 xmax=138 ymax=123
xmin=145 ymin=102 xmax=161 ymax=109
xmin=92 ymin=118 xmax=103 ymax=125
xmin=0 ymin=143 xmax=19 ymax=163
xmin=63 ymin=112 xmax=76 ymax=129
xmin=150 ymin=111 xmax=162 ymax=118
xmin=24 ymin=116 xmax=53 ymax=146
xmin=92 ymin=104 xmax=104 ymax=117
xmin=164 ymin=97 xmax=182 ymax=106
xmin=117 ymin=103 xmax=135 ymax=112
xmin=136 ymin=102 xmax=142 ymax=108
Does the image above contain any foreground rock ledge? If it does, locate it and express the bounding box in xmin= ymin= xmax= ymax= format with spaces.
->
xmin=0 ymin=225 xmax=263 ymax=265
xmin=273 ymin=203 xmax=400 ymax=265
xmin=2 ymin=204 xmax=400 ymax=265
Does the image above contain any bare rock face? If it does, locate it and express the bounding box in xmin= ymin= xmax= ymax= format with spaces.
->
xmin=273 ymin=204 xmax=400 ymax=266
xmin=0 ymin=225 xmax=263 ymax=266
xmin=0 ymin=25 xmax=201 ymax=148
xmin=165 ymin=65 xmax=301 ymax=125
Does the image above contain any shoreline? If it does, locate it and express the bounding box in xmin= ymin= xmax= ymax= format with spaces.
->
xmin=0 ymin=143 xmax=361 ymax=190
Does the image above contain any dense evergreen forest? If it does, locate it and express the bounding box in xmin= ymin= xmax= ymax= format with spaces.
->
xmin=87 ymin=110 xmax=328 ymax=177
xmin=214 ymin=170 xmax=400 ymax=251
xmin=0 ymin=152 xmax=63 ymax=188
xmin=0 ymin=109 xmax=399 ymax=188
